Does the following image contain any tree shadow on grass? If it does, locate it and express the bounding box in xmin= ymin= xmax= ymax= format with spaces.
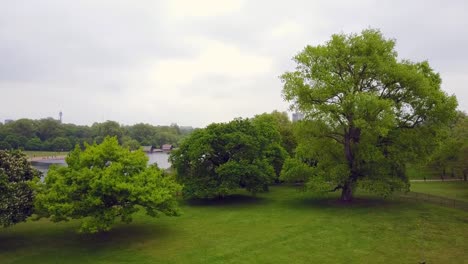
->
xmin=0 ymin=222 xmax=172 ymax=253
xmin=76 ymin=223 xmax=172 ymax=249
xmin=184 ymin=194 xmax=266 ymax=207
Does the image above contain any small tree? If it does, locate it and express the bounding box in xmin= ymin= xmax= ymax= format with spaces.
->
xmin=34 ymin=137 xmax=181 ymax=233
xmin=0 ymin=150 xmax=39 ymax=227
xmin=280 ymin=29 xmax=458 ymax=201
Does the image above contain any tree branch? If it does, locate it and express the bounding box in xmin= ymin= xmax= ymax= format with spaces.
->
xmin=328 ymin=185 xmax=343 ymax=192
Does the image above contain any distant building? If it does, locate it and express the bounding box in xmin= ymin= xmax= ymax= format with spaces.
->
xmin=142 ymin=146 xmax=155 ymax=153
xmin=4 ymin=119 xmax=14 ymax=124
xmin=59 ymin=111 xmax=63 ymax=123
xmin=292 ymin=112 xmax=304 ymax=122
xmin=162 ymin=144 xmax=173 ymax=152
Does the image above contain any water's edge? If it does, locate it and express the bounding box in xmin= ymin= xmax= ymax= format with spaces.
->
xmin=32 ymin=152 xmax=171 ymax=176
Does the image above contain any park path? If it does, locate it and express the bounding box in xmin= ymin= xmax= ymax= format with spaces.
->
xmin=29 ymin=155 xmax=67 ymax=162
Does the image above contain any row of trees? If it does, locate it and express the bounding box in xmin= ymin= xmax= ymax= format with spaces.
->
xmin=0 ymin=119 xmax=193 ymax=151
xmin=1 ymin=111 xmax=295 ymax=232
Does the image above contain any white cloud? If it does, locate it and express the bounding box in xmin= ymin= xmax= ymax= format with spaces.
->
xmin=165 ymin=0 xmax=245 ymax=19
xmin=270 ymin=21 xmax=305 ymax=38
xmin=149 ymin=38 xmax=273 ymax=87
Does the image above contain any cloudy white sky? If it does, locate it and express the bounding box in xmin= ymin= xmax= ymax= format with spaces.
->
xmin=1 ymin=0 xmax=467 ymax=127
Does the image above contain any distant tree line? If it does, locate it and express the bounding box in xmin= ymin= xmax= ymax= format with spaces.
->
xmin=427 ymin=111 xmax=468 ymax=180
xmin=0 ymin=118 xmax=193 ymax=151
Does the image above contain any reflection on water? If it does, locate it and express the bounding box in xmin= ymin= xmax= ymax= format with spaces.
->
xmin=32 ymin=152 xmax=171 ymax=176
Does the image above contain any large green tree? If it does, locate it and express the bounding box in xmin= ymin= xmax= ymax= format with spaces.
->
xmin=34 ymin=137 xmax=181 ymax=233
xmin=280 ymin=29 xmax=458 ymax=201
xmin=171 ymin=118 xmax=284 ymax=198
xmin=0 ymin=150 xmax=39 ymax=227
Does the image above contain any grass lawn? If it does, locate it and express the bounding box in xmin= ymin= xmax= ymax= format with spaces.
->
xmin=0 ymin=186 xmax=467 ymax=264
xmin=23 ymin=151 xmax=68 ymax=158
xmin=410 ymin=181 xmax=468 ymax=202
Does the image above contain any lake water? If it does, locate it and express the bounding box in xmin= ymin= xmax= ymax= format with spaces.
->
xmin=31 ymin=152 xmax=171 ymax=176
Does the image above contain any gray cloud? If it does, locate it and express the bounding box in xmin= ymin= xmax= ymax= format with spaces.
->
xmin=1 ymin=0 xmax=467 ymax=127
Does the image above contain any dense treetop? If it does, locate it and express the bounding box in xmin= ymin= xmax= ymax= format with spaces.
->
xmin=171 ymin=113 xmax=291 ymax=198
xmin=0 ymin=150 xmax=39 ymax=227
xmin=34 ymin=137 xmax=181 ymax=233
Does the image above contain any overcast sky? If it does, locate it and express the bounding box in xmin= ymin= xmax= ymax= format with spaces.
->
xmin=1 ymin=0 xmax=467 ymax=127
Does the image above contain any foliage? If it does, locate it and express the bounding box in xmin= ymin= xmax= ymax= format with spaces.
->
xmin=92 ymin=121 xmax=123 ymax=144
xmin=0 ymin=118 xmax=188 ymax=152
xmin=0 ymin=141 xmax=11 ymax=150
xmin=280 ymin=29 xmax=458 ymax=201
xmin=254 ymin=111 xmax=297 ymax=155
xmin=25 ymin=137 xmax=43 ymax=151
xmin=121 ymin=136 xmax=141 ymax=151
xmin=50 ymin=137 xmax=72 ymax=151
xmin=0 ymin=150 xmax=39 ymax=227
xmin=34 ymin=137 xmax=181 ymax=233
xmin=171 ymin=118 xmax=286 ymax=198
xmin=429 ymin=112 xmax=468 ymax=180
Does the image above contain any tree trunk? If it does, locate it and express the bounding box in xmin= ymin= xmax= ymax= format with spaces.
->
xmin=343 ymin=135 xmax=354 ymax=203
xmin=463 ymin=170 xmax=467 ymax=182
xmin=341 ymin=181 xmax=354 ymax=202
xmin=342 ymin=125 xmax=359 ymax=203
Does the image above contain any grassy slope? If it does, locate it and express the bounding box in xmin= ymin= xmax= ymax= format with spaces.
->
xmin=411 ymin=181 xmax=468 ymax=202
xmin=1 ymin=186 xmax=467 ymax=264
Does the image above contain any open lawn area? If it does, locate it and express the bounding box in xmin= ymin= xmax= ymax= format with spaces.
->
xmin=410 ymin=181 xmax=468 ymax=202
xmin=1 ymin=186 xmax=467 ymax=264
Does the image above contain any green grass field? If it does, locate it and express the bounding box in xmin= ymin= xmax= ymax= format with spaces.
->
xmin=1 ymin=186 xmax=467 ymax=264
xmin=410 ymin=181 xmax=468 ymax=202
xmin=406 ymin=163 xmax=464 ymax=180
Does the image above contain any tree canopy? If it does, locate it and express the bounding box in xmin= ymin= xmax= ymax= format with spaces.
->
xmin=280 ymin=29 xmax=458 ymax=201
xmin=170 ymin=117 xmax=287 ymax=198
xmin=0 ymin=150 xmax=39 ymax=227
xmin=34 ymin=137 xmax=181 ymax=233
